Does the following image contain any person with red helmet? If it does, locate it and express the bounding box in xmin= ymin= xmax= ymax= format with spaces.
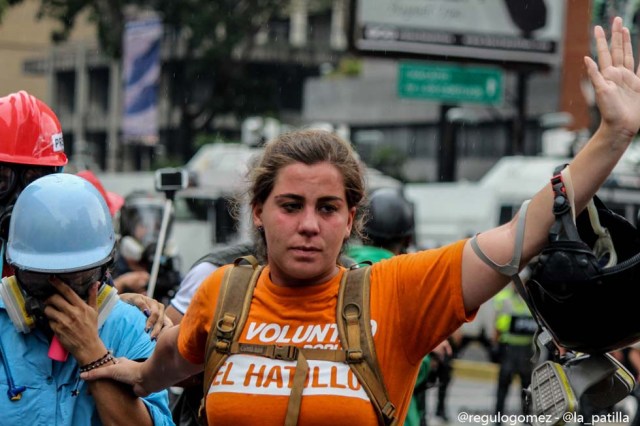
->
xmin=0 ymin=91 xmax=171 ymax=338
xmin=0 ymin=91 xmax=67 ymax=278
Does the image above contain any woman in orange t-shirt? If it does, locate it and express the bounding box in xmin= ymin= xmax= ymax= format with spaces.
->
xmin=82 ymin=17 xmax=640 ymax=425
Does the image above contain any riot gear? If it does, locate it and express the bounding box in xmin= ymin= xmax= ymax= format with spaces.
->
xmin=526 ymin=182 xmax=640 ymax=354
xmin=506 ymin=168 xmax=640 ymax=425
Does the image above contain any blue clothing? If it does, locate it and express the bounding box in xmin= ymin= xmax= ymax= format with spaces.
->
xmin=0 ymin=296 xmax=174 ymax=426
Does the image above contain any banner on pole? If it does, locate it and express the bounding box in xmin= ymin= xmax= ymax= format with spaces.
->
xmin=122 ymin=17 xmax=162 ymax=145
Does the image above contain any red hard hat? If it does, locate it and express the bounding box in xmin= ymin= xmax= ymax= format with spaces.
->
xmin=0 ymin=91 xmax=68 ymax=166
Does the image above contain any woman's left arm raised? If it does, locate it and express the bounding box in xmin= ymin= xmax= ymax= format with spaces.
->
xmin=462 ymin=17 xmax=640 ymax=313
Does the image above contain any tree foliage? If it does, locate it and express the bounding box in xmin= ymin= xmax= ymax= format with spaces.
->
xmin=0 ymin=0 xmax=8 ymax=20
xmin=151 ymin=0 xmax=286 ymax=137
xmin=0 ymin=0 xmax=24 ymax=23
xmin=9 ymin=0 xmax=292 ymax=160
xmin=7 ymin=0 xmax=129 ymax=58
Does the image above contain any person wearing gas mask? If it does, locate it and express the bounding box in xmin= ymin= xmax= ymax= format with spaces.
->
xmin=0 ymin=91 xmax=66 ymax=279
xmin=111 ymin=191 xmax=182 ymax=304
xmin=0 ymin=91 xmax=170 ymax=339
xmin=0 ymin=173 xmax=173 ymax=425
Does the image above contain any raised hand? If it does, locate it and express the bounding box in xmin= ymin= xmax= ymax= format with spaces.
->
xmin=586 ymin=17 xmax=640 ymax=141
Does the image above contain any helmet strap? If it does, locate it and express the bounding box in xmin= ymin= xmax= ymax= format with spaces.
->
xmin=470 ymin=198 xmax=531 ymax=278
xmin=586 ymin=200 xmax=617 ymax=267
xmin=549 ymin=169 xmax=581 ymax=242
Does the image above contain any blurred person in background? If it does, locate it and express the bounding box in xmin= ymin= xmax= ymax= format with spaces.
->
xmin=345 ymin=187 xmax=415 ymax=263
xmin=346 ymin=187 xmax=456 ymax=426
xmin=492 ymin=284 xmax=535 ymax=421
xmin=112 ymin=191 xmax=182 ymax=304
xmin=77 ymin=170 xmax=171 ymax=336
xmin=76 ymin=170 xmax=148 ymax=294
xmin=346 ymin=188 xmax=429 ymax=425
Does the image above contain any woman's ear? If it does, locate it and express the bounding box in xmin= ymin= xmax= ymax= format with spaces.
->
xmin=345 ymin=206 xmax=356 ymax=240
xmin=252 ymin=203 xmax=263 ymax=229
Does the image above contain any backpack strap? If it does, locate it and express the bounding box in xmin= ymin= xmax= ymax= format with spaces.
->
xmin=199 ymin=255 xmax=263 ymax=425
xmin=337 ymin=266 xmax=397 ymax=426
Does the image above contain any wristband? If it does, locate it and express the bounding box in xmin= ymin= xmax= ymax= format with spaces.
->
xmin=79 ymin=350 xmax=117 ymax=373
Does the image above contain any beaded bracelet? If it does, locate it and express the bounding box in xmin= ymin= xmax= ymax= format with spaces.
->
xmin=79 ymin=350 xmax=117 ymax=373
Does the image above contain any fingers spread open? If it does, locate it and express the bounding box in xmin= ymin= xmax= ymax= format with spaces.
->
xmin=584 ymin=56 xmax=606 ymax=89
xmin=595 ymin=25 xmax=611 ymax=70
xmin=610 ymin=17 xmax=624 ymax=67
xmin=624 ymin=27 xmax=635 ymax=71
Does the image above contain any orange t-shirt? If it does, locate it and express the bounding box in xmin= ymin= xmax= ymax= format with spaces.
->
xmin=178 ymin=239 xmax=472 ymax=425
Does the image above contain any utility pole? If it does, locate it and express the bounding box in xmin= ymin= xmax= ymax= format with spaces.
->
xmin=73 ymin=44 xmax=89 ymax=168
xmin=512 ymin=70 xmax=529 ymax=156
xmin=107 ymin=60 xmax=121 ymax=172
xmin=438 ymin=104 xmax=456 ymax=182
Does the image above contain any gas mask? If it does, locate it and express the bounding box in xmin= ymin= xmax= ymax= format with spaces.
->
xmin=527 ymin=331 xmax=635 ymax=426
xmin=0 ymin=272 xmax=119 ymax=334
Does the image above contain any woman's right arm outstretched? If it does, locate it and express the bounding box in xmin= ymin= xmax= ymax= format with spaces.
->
xmin=81 ymin=325 xmax=203 ymax=396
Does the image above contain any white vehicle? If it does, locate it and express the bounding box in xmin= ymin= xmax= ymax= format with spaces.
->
xmin=405 ymin=182 xmax=498 ymax=249
xmin=481 ymin=151 xmax=640 ymax=227
xmin=405 ymin=157 xmax=573 ymax=250
xmin=408 ymin=148 xmax=640 ymax=251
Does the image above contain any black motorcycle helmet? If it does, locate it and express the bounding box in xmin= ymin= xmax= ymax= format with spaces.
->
xmin=526 ymin=179 xmax=640 ymax=354
xmin=365 ymin=188 xmax=415 ymax=240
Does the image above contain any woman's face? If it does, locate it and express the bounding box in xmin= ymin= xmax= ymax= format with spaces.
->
xmin=253 ymin=161 xmax=355 ymax=286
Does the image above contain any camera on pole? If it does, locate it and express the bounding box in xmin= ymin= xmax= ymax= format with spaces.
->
xmin=147 ymin=168 xmax=189 ymax=299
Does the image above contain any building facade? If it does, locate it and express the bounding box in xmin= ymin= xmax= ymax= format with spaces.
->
xmin=15 ymin=0 xmax=593 ymax=181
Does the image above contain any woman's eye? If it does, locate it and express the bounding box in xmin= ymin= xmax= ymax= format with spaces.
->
xmin=282 ymin=203 xmax=301 ymax=212
xmin=319 ymin=204 xmax=338 ymax=213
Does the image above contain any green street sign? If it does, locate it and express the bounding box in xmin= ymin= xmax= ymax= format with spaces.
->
xmin=398 ymin=62 xmax=504 ymax=105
